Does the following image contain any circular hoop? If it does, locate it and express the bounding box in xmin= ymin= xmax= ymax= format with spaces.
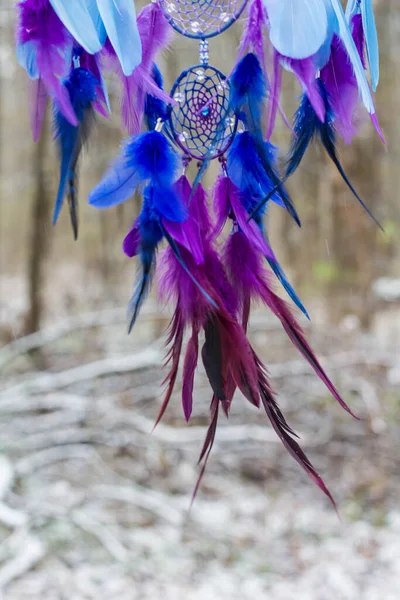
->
xmin=159 ymin=0 xmax=248 ymax=40
xmin=167 ymin=64 xmax=237 ymax=161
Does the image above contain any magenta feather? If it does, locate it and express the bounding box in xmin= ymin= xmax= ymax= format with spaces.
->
xmin=224 ymin=231 xmax=357 ymax=419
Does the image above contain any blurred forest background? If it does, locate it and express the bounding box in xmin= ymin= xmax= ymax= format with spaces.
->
xmin=1 ymin=1 xmax=400 ymax=599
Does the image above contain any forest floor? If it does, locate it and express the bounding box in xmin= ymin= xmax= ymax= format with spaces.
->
xmin=0 ymin=270 xmax=400 ymax=600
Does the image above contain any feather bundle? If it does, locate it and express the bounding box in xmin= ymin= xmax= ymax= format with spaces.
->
xmin=17 ymin=0 xmax=77 ymax=138
xmin=103 ymin=2 xmax=173 ymax=135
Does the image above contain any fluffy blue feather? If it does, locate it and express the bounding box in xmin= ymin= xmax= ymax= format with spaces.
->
xmin=89 ymin=130 xmax=181 ymax=210
xmin=127 ymin=131 xmax=181 ymax=187
xmin=97 ymin=0 xmax=142 ymax=76
xmin=53 ymin=67 xmax=98 ymax=238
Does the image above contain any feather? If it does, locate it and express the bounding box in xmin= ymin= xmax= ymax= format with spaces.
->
xmin=182 ymin=329 xmax=199 ymax=421
xmin=104 ymin=2 xmax=173 ymax=135
xmin=256 ymin=352 xmax=335 ymax=506
xmin=97 ymin=0 xmax=141 ymax=76
xmin=229 ymin=57 xmax=301 ymax=226
xmin=266 ymin=51 xmax=282 ymax=141
xmin=280 ymin=55 xmax=325 ymax=122
xmin=122 ymin=220 xmax=140 ymax=258
xmin=29 ymin=77 xmax=47 ymax=142
xmin=346 ymin=0 xmax=379 ymax=92
xmin=267 ymin=257 xmax=310 ymax=319
xmin=17 ymin=0 xmax=77 ymax=128
xmin=89 ymin=131 xmax=181 ymax=210
xmin=329 ymin=0 xmax=375 ymax=113
xmin=234 ymin=0 xmax=268 ymax=70
xmin=263 ymin=0 xmax=329 ymax=59
xmin=53 ymin=67 xmax=98 ymax=236
xmin=49 ymin=0 xmax=106 ymax=54
xmin=202 ymin=317 xmax=226 ymax=401
xmin=144 ymin=64 xmax=168 ymax=131
xmin=158 ymin=311 xmax=185 ymax=421
xmin=225 ymin=231 xmax=356 ymax=417
xmin=320 ymin=35 xmax=359 ymax=143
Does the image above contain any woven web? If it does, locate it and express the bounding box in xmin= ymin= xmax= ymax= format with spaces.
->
xmin=167 ymin=65 xmax=237 ymax=161
xmin=159 ymin=0 xmax=248 ymax=39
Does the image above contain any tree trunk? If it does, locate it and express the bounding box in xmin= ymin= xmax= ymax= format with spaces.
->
xmin=24 ymin=119 xmax=52 ymax=334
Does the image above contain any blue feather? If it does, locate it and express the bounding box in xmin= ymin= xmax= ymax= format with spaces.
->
xmin=127 ymin=131 xmax=181 ymax=186
xmin=89 ymin=130 xmax=181 ymax=210
xmin=127 ymin=185 xmax=215 ymax=332
xmin=88 ymin=151 xmax=142 ymax=209
xmin=230 ymin=53 xmax=267 ymax=127
xmin=54 ymin=67 xmax=98 ymax=236
xmin=267 ymin=258 xmax=310 ymax=319
xmin=361 ymin=0 xmax=379 ymax=91
xmin=16 ymin=41 xmax=39 ymax=79
xmin=263 ymin=0 xmax=329 ymax=59
xmin=229 ymin=55 xmax=300 ymax=226
xmin=144 ymin=64 xmax=168 ymax=131
xmin=97 ymin=0 xmax=142 ymax=76
xmin=128 ymin=187 xmax=162 ymax=332
xmin=49 ymin=0 xmax=106 ymax=54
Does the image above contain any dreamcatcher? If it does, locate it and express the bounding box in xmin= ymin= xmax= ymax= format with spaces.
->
xmin=16 ymin=0 xmax=383 ymax=504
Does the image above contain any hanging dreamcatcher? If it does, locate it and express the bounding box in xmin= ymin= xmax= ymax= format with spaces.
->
xmin=16 ymin=0 xmax=383 ymax=504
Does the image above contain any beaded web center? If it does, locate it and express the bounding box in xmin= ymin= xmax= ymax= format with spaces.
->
xmin=167 ymin=65 xmax=237 ymax=161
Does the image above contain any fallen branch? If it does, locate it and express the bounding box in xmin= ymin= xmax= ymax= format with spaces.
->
xmin=0 ymin=345 xmax=163 ymax=398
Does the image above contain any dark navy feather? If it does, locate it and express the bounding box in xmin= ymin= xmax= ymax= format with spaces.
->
xmin=128 ymin=185 xmax=163 ymax=332
xmin=201 ymin=317 xmax=226 ymax=401
xmin=144 ymin=63 xmax=168 ymax=131
xmin=250 ymin=79 xmax=381 ymax=228
xmin=53 ymin=67 xmax=97 ymax=237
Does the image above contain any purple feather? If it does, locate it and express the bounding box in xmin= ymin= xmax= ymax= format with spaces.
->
xmin=234 ymin=0 xmax=268 ymax=71
xmin=162 ymin=177 xmax=204 ymax=265
xmin=321 ymin=35 xmax=359 ymax=143
xmin=351 ymin=14 xmax=367 ymax=69
xmin=122 ymin=220 xmax=140 ymax=257
xmin=281 ymin=55 xmax=325 ymax=122
xmin=103 ymin=3 xmax=173 ymax=135
xmin=28 ymin=77 xmax=47 ymax=142
xmin=17 ymin=0 xmax=77 ymax=128
xmin=213 ymin=176 xmax=274 ymax=259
